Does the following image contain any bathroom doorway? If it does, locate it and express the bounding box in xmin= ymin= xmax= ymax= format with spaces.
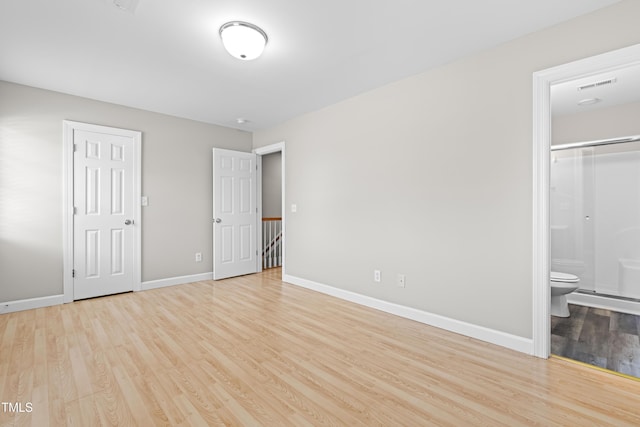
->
xmin=532 ymin=43 xmax=640 ymax=363
xmin=548 ymin=64 xmax=640 ymax=377
xmin=549 ymin=137 xmax=640 ymax=378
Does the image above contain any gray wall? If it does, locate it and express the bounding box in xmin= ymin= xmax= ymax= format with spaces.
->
xmin=261 ymin=152 xmax=282 ymax=218
xmin=553 ymin=101 xmax=640 ymax=145
xmin=0 ymin=81 xmax=251 ymax=302
xmin=253 ymin=0 xmax=640 ymax=339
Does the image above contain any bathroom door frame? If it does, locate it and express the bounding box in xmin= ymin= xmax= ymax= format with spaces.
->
xmin=532 ymin=43 xmax=640 ymax=358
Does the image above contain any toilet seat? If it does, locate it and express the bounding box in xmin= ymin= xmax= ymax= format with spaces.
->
xmin=550 ymin=271 xmax=579 ymax=283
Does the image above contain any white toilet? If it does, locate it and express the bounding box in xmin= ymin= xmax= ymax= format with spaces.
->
xmin=550 ymin=271 xmax=580 ymax=317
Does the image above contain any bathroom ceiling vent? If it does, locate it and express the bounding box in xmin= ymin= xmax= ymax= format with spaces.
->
xmin=577 ymin=77 xmax=617 ymax=91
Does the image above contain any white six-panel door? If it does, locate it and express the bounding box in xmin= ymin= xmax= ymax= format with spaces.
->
xmin=73 ymin=129 xmax=135 ymax=299
xmin=212 ymin=149 xmax=257 ymax=280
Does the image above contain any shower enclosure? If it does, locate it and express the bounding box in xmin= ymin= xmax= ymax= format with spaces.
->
xmin=550 ymin=136 xmax=640 ymax=312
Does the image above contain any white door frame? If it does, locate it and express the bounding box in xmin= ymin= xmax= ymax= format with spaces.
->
xmin=254 ymin=141 xmax=286 ymax=276
xmin=532 ymin=43 xmax=640 ymax=358
xmin=62 ymin=120 xmax=142 ymax=303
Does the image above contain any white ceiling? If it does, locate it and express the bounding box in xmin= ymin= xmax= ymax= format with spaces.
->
xmin=0 ymin=0 xmax=621 ymax=131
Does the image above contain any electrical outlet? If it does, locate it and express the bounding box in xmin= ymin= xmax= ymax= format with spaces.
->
xmin=195 ymin=252 xmax=202 ymax=262
xmin=397 ymin=274 xmax=406 ymax=288
xmin=374 ymin=270 xmax=381 ymax=282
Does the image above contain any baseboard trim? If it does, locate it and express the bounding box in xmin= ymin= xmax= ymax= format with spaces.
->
xmin=0 ymin=295 xmax=64 ymax=314
xmin=283 ymin=274 xmax=534 ymax=355
xmin=0 ymin=273 xmax=215 ymax=314
xmin=141 ymin=272 xmax=213 ymax=291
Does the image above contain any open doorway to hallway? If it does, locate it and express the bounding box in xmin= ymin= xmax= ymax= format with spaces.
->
xmin=255 ymin=142 xmax=286 ymax=280
xmin=261 ymin=151 xmax=283 ymax=272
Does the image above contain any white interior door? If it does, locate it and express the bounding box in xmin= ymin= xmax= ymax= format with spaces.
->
xmin=212 ymin=148 xmax=257 ymax=280
xmin=73 ymin=129 xmax=135 ymax=299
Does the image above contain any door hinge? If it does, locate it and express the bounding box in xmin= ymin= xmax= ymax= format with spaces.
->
xmin=72 ymin=269 xmax=76 ymax=278
xmin=73 ymin=206 xmax=77 ymax=215
xmin=73 ymin=143 xmax=78 ymax=152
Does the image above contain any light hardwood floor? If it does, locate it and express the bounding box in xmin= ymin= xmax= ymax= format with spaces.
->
xmin=2 ymin=268 xmax=640 ymax=426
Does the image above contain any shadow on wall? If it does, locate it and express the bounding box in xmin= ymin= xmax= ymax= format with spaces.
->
xmin=0 ymin=117 xmax=62 ymax=301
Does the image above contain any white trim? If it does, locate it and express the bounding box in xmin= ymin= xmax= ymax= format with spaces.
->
xmin=532 ymin=43 xmax=640 ymax=359
xmin=255 ymin=154 xmax=263 ymax=273
xmin=283 ymin=274 xmax=533 ymax=355
xmin=253 ymin=142 xmax=286 ymax=276
xmin=62 ymin=123 xmax=74 ymax=303
xmin=141 ymin=272 xmax=213 ymax=291
xmin=253 ymin=141 xmax=285 ymax=155
xmin=0 ymin=295 xmax=64 ymax=314
xmin=0 ymin=271 xmax=213 ymax=314
xmin=532 ymin=71 xmax=551 ymax=359
xmin=62 ymin=120 xmax=142 ymax=302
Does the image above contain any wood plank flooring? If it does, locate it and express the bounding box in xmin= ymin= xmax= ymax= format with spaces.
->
xmin=2 ymin=268 xmax=640 ymax=426
xmin=551 ymin=303 xmax=640 ymax=377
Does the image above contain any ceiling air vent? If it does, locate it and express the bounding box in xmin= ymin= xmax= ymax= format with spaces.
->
xmin=578 ymin=78 xmax=617 ymax=91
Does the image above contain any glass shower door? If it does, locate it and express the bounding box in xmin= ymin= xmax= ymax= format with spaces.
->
xmin=550 ymin=147 xmax=595 ymax=291
xmin=551 ymin=140 xmax=640 ymax=299
xmin=592 ymin=142 xmax=640 ymax=299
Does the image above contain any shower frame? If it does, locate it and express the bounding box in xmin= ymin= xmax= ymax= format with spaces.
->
xmin=551 ymin=135 xmax=640 ymax=151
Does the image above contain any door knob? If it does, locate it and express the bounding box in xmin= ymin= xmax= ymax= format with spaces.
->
xmin=214 ymin=218 xmax=222 ymax=223
xmin=125 ymin=219 xmax=133 ymax=225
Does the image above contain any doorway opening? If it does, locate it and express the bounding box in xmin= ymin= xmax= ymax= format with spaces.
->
xmin=532 ymin=43 xmax=640 ymax=359
xmin=255 ymin=142 xmax=286 ymax=280
xmin=260 ymin=151 xmax=283 ymax=270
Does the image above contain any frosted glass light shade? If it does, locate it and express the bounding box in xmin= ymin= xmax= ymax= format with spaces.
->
xmin=220 ymin=21 xmax=268 ymax=60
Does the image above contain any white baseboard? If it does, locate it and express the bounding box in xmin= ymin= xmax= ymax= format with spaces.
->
xmin=0 ymin=273 xmax=214 ymax=314
xmin=0 ymin=295 xmax=64 ymax=314
xmin=141 ymin=272 xmax=213 ymax=291
xmin=283 ymin=274 xmax=534 ymax=355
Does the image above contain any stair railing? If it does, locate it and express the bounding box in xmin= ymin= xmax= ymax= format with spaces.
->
xmin=262 ymin=217 xmax=282 ymax=269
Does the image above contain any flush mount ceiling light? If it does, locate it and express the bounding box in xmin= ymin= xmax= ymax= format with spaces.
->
xmin=219 ymin=21 xmax=268 ymax=60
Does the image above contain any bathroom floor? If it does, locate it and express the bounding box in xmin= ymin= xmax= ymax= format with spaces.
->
xmin=551 ymin=304 xmax=640 ymax=378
